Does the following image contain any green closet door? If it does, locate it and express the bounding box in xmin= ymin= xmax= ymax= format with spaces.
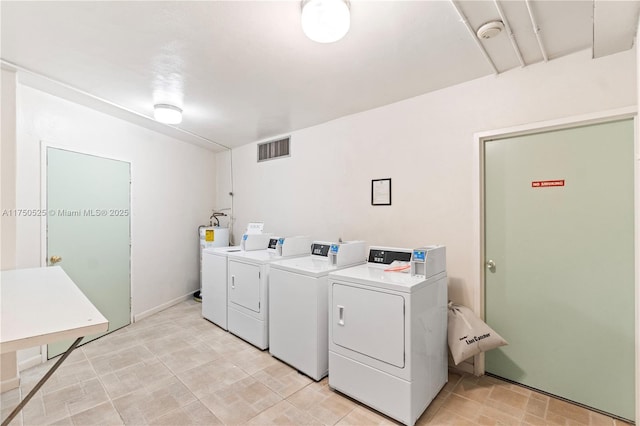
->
xmin=47 ymin=148 xmax=131 ymax=358
xmin=484 ymin=119 xmax=635 ymax=421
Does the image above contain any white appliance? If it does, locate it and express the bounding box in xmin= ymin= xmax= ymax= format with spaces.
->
xmin=327 ymin=245 xmax=447 ymax=426
xmin=227 ymin=236 xmax=312 ymax=349
xmin=201 ymin=245 xmax=241 ymax=330
xmin=201 ymin=222 xmax=268 ymax=330
xmin=269 ymin=240 xmax=367 ymax=380
xmin=198 ymin=226 xmax=230 ymax=289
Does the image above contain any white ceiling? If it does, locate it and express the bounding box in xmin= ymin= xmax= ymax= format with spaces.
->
xmin=2 ymin=1 xmax=639 ymax=152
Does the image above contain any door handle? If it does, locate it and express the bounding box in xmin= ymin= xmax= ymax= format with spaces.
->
xmin=231 ymin=275 xmax=235 ymax=289
xmin=337 ymin=305 xmax=345 ymax=326
xmin=49 ymin=255 xmax=62 ymax=265
xmin=486 ymin=259 xmax=496 ymax=272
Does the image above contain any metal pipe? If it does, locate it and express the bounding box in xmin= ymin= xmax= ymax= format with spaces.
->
xmin=494 ymin=0 xmax=526 ymax=67
xmin=1 ymin=337 xmax=83 ymax=426
xmin=450 ymin=0 xmax=499 ymax=74
xmin=525 ymin=0 xmax=549 ymax=62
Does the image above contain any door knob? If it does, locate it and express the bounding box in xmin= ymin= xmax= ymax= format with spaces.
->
xmin=486 ymin=259 xmax=496 ymax=272
xmin=50 ymin=255 xmax=62 ymax=265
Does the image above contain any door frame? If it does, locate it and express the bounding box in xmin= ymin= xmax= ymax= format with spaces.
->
xmin=39 ymin=140 xmax=133 ymax=361
xmin=473 ymin=106 xmax=638 ymax=421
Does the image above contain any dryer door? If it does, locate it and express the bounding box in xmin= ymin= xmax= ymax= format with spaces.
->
xmin=228 ymin=260 xmax=261 ymax=312
xmin=331 ymin=283 xmax=404 ymax=368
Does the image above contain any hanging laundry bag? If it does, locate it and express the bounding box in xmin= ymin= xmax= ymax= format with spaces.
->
xmin=447 ymin=301 xmax=508 ymax=365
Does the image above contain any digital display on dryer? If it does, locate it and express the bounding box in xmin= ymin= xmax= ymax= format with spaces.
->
xmin=268 ymin=238 xmax=279 ymax=249
xmin=311 ymin=244 xmax=330 ymax=256
xmin=368 ymin=249 xmax=412 ymax=265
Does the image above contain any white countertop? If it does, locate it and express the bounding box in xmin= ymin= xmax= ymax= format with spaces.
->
xmin=1 ymin=266 xmax=109 ymax=354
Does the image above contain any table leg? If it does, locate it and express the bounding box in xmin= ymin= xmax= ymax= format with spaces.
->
xmin=1 ymin=337 xmax=83 ymax=426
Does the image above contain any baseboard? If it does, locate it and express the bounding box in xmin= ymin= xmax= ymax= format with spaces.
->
xmin=133 ymin=292 xmax=193 ymax=322
xmin=0 ymin=376 xmax=20 ymax=393
xmin=18 ymin=353 xmax=43 ymax=372
xmin=450 ymin=359 xmax=475 ymax=375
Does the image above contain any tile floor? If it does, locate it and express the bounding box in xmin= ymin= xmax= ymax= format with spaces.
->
xmin=0 ymin=300 xmax=632 ymax=426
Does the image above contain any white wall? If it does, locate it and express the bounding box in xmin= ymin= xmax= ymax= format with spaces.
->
xmin=0 ymin=68 xmax=20 ymax=390
xmin=15 ymin=82 xmax=217 ymax=322
xmin=223 ymin=48 xmax=636 ymax=309
xmin=1 ymin=68 xmax=17 ymax=270
xmin=635 ymin=19 xmax=640 ymax=423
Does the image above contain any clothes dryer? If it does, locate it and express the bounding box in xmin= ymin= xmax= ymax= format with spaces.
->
xmin=227 ymin=236 xmax=311 ymax=349
xmin=269 ymin=240 xmax=366 ymax=380
xmin=327 ymin=246 xmax=447 ymax=426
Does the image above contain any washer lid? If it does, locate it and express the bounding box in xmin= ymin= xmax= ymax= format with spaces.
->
xmin=271 ymin=256 xmax=364 ymax=277
xmin=203 ymin=245 xmax=242 ymax=256
xmin=227 ymin=249 xmax=307 ymax=265
xmin=329 ymin=263 xmax=442 ymax=292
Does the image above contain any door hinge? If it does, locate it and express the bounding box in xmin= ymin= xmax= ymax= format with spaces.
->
xmin=258 ymin=271 xmax=261 ymax=279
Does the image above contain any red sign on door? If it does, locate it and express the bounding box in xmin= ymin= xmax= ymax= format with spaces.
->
xmin=532 ymin=180 xmax=565 ymax=188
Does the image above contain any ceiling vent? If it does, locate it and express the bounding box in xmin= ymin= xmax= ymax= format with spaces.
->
xmin=476 ymin=20 xmax=504 ymax=39
xmin=257 ymin=137 xmax=290 ymax=162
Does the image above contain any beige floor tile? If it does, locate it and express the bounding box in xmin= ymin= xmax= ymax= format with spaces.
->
xmin=286 ymin=379 xmax=335 ymax=412
xmin=21 ymin=389 xmax=69 ymax=426
xmin=89 ymin=345 xmax=157 ymax=376
xmin=177 ymin=359 xmax=250 ymax=398
xmin=199 ymin=376 xmax=282 ymax=425
xmin=452 ymin=375 xmax=492 ymax=404
xmin=252 ymin=362 xmax=314 ymax=398
xmin=112 ymin=376 xmax=196 ymax=424
xmin=70 ymin=401 xmax=123 ymax=426
xmin=149 ymin=400 xmax=223 ymax=426
xmin=302 ymin=390 xmax=358 ymax=426
xmin=479 ymin=402 xmax=524 ymax=425
xmin=426 ymin=407 xmax=477 ymax=425
xmin=587 ymin=410 xmax=616 ymax=426
xmin=522 ymin=412 xmax=549 ymax=425
xmin=1 ymin=389 xmax=23 ymax=426
xmin=246 ymin=400 xmax=324 ymax=426
xmin=158 ymin=340 xmax=222 ymax=374
xmin=547 ymin=398 xmax=590 ymax=425
xmin=200 ymin=332 xmax=254 ymax=358
xmin=48 ymin=416 xmax=74 ymax=425
xmin=3 ymin=301 xmax=629 ymax=426
xmin=230 ymin=346 xmax=282 ymax=375
xmin=42 ymin=378 xmax=109 ymax=417
xmin=20 ymin=359 xmax=98 ymax=396
xmin=439 ymin=393 xmax=483 ymax=422
xmin=483 ymin=397 xmax=526 ymax=422
xmin=415 ymin=390 xmax=450 ymax=425
xmin=334 ymin=405 xmax=397 ymax=426
xmin=99 ymin=359 xmax=174 ymax=399
xmin=488 ymin=385 xmax=529 ymax=411
xmin=526 ymin=394 xmax=549 ymax=419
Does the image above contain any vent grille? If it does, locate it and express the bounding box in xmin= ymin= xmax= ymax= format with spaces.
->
xmin=258 ymin=137 xmax=290 ymax=162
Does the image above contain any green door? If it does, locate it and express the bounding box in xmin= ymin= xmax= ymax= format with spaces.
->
xmin=484 ymin=119 xmax=635 ymax=421
xmin=47 ymin=147 xmax=131 ymax=358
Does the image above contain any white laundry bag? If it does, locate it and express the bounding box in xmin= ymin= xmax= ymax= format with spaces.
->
xmin=447 ymin=302 xmax=508 ymax=365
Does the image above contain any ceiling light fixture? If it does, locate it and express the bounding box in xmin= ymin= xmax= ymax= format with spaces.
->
xmin=153 ymin=104 xmax=182 ymax=124
xmin=301 ymin=0 xmax=350 ymax=43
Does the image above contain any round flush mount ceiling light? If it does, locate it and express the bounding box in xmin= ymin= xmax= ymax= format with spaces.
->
xmin=301 ymin=0 xmax=350 ymax=43
xmin=153 ymin=104 xmax=182 ymax=124
xmin=476 ymin=20 xmax=504 ymax=39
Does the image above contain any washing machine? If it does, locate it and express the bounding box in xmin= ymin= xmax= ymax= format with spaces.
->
xmin=201 ymin=245 xmax=241 ymax=330
xmin=227 ymin=236 xmax=311 ymax=349
xmin=269 ymin=240 xmax=367 ymax=380
xmin=327 ymin=245 xmax=447 ymax=426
